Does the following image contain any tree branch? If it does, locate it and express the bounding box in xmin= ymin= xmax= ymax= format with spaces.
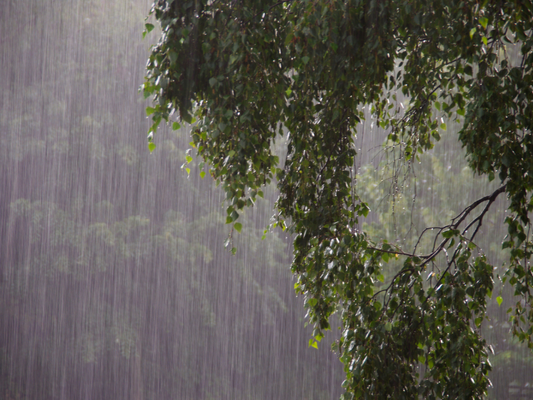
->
xmin=373 ymin=184 xmax=507 ymax=305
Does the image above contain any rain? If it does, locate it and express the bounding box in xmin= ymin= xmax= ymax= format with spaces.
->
xmin=0 ymin=1 xmax=531 ymax=399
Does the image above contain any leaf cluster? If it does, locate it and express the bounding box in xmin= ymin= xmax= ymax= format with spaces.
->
xmin=145 ymin=0 xmax=533 ymax=398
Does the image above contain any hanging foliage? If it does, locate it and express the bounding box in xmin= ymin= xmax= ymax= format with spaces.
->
xmin=144 ymin=0 xmax=533 ymax=398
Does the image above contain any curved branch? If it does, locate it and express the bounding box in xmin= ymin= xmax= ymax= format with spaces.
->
xmin=372 ymin=184 xmax=507 ymax=304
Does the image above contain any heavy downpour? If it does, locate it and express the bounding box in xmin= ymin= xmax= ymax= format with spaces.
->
xmin=1 ymin=1 xmax=533 ymax=399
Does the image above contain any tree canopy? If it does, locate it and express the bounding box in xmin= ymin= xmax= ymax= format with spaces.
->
xmin=144 ymin=0 xmax=533 ymax=398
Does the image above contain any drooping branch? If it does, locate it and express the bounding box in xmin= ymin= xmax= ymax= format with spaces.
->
xmin=417 ymin=184 xmax=506 ymax=263
xmin=373 ymin=184 xmax=507 ymax=299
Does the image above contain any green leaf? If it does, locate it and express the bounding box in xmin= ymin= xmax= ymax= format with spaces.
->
xmin=143 ymin=23 xmax=155 ymax=38
xmin=234 ymin=222 xmax=242 ymax=233
xmin=148 ymin=142 xmax=156 ymax=153
xmin=301 ymin=56 xmax=310 ymax=65
xmin=479 ymin=17 xmax=488 ymax=29
xmin=442 ymin=229 xmax=458 ymax=238
xmin=146 ymin=106 xmax=156 ymax=116
xmin=172 ymin=122 xmax=181 ymax=130
xmin=169 ymin=51 xmax=178 ymax=64
xmin=497 ymin=296 xmax=503 ymax=306
xmin=199 ymin=171 xmax=206 ymax=179
xmin=359 ymin=203 xmax=370 ymax=218
xmin=469 ymin=27 xmax=477 ymax=39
